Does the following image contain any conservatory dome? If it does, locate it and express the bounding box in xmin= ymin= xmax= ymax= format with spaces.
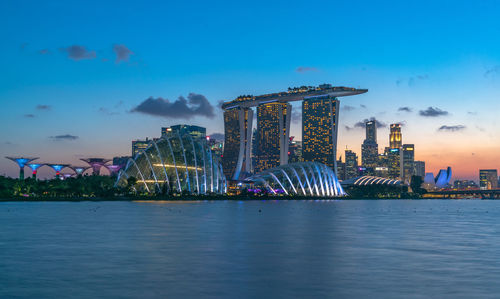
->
xmin=116 ymin=134 xmax=227 ymax=194
xmin=245 ymin=162 xmax=345 ymax=197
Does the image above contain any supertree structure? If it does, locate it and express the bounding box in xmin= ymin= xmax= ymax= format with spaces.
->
xmin=26 ymin=163 xmax=45 ymax=179
xmin=104 ymin=164 xmax=122 ymax=176
xmin=47 ymin=164 xmax=70 ymax=179
xmin=80 ymin=158 xmax=111 ymax=175
xmin=5 ymin=157 xmax=39 ymax=180
xmin=69 ymin=165 xmax=90 ymax=176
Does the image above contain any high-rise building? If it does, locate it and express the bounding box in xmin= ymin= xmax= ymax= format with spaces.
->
xmin=132 ymin=139 xmax=151 ymax=157
xmin=389 ymin=123 xmax=402 ymax=149
xmin=400 ymin=144 xmax=415 ymax=182
xmin=361 ymin=120 xmax=378 ymax=170
xmin=254 ymin=102 xmax=291 ymax=173
xmin=161 ymin=124 xmax=206 ymax=139
xmin=288 ymin=138 xmax=303 ymax=164
xmin=479 ymin=169 xmax=498 ymax=190
xmin=386 ymin=147 xmax=400 ymax=179
xmin=302 ymin=96 xmax=339 ymax=170
xmin=222 ymin=107 xmax=253 ymax=180
xmin=414 ymin=161 xmax=425 ymax=177
xmin=336 ymin=157 xmax=346 ymax=181
xmin=344 ymin=149 xmax=358 ymax=179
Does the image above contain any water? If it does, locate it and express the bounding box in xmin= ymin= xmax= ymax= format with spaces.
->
xmin=1 ymin=200 xmax=500 ymax=298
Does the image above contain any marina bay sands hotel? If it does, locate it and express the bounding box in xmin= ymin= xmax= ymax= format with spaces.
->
xmin=221 ymin=84 xmax=367 ymax=180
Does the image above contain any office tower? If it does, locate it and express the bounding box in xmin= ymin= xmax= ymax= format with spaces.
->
xmin=336 ymin=157 xmax=346 ymax=181
xmin=344 ymin=149 xmax=358 ymax=179
xmin=389 ymin=123 xmax=402 ymax=149
xmin=132 ymin=139 xmax=151 ymax=157
xmin=288 ymin=138 xmax=303 ymax=164
xmin=302 ymin=96 xmax=339 ymax=170
xmin=222 ymin=107 xmax=253 ymax=180
xmin=161 ymin=125 xmax=206 ymax=139
xmin=400 ymin=144 xmax=415 ymax=182
xmin=479 ymin=169 xmax=498 ymax=190
xmin=361 ymin=120 xmax=378 ymax=170
xmin=414 ymin=161 xmax=425 ymax=177
xmin=254 ymin=102 xmax=291 ymax=173
xmin=386 ymin=147 xmax=400 ymax=179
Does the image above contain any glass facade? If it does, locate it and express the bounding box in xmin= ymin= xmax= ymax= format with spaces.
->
xmin=389 ymin=123 xmax=402 ymax=149
xmin=222 ymin=107 xmax=253 ymax=180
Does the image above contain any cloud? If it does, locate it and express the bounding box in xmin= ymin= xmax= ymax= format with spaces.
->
xmin=60 ymin=45 xmax=96 ymax=61
xmin=296 ymin=66 xmax=318 ymax=73
xmin=360 ymin=104 xmax=367 ymax=109
xmin=98 ymin=107 xmax=119 ymax=115
xmin=113 ymin=44 xmax=133 ymax=63
xmin=132 ymin=93 xmax=215 ymax=119
xmin=36 ymin=104 xmax=51 ymax=110
xmin=292 ymin=108 xmax=302 ymax=124
xmin=208 ymin=133 xmax=224 ymax=141
xmin=344 ymin=125 xmax=353 ymax=131
xmin=398 ymin=106 xmax=412 ymax=112
xmin=485 ymin=66 xmax=500 ymax=77
xmin=352 ymin=117 xmax=387 ymax=129
xmin=437 ymin=125 xmax=466 ymax=132
xmin=24 ymin=114 xmax=35 ymax=118
xmin=467 ymin=111 xmax=477 ymax=115
xmin=419 ymin=107 xmax=449 ymax=117
xmin=39 ymin=49 xmax=50 ymax=55
xmin=49 ymin=134 xmax=79 ymax=141
xmin=343 ymin=105 xmax=356 ymax=111
xmin=397 ymin=74 xmax=429 ymax=87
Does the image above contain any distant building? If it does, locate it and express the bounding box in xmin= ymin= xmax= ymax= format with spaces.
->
xmin=113 ymin=156 xmax=130 ymax=168
xmin=207 ymin=137 xmax=224 ymax=158
xmin=254 ymin=102 xmax=291 ymax=173
xmin=386 ymin=147 xmax=400 ymax=180
xmin=479 ymin=169 xmax=498 ymax=190
xmin=361 ymin=120 xmax=378 ymax=173
xmin=400 ymin=144 xmax=415 ymax=182
xmin=132 ymin=139 xmax=151 ymax=157
xmin=162 ymin=124 xmax=206 ymax=139
xmin=302 ymin=96 xmax=339 ymax=170
xmin=389 ymin=123 xmax=402 ymax=149
xmin=414 ymin=161 xmax=425 ymax=177
xmin=336 ymin=157 xmax=346 ymax=181
xmin=453 ymin=180 xmax=478 ymax=190
xmin=344 ymin=150 xmax=358 ymax=179
xmin=288 ymin=137 xmax=303 ymax=164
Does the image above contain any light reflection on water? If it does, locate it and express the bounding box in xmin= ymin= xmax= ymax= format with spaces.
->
xmin=1 ymin=199 xmax=500 ymax=298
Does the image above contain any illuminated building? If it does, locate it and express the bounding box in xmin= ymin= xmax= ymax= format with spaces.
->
xmin=361 ymin=120 xmax=378 ymax=173
xmin=27 ymin=163 xmax=44 ymax=179
xmin=435 ymin=167 xmax=452 ymax=188
xmin=116 ymin=133 xmax=226 ymax=194
xmin=414 ymin=161 xmax=425 ymax=177
xmin=5 ymin=157 xmax=38 ymax=180
xmin=389 ymin=123 xmax=402 ymax=149
xmin=207 ymin=136 xmax=224 ymax=158
xmin=336 ymin=157 xmax=346 ymax=180
xmin=48 ymin=164 xmax=69 ymax=178
xmin=162 ymin=125 xmax=206 ymax=139
xmin=400 ymin=144 xmax=415 ymax=183
xmin=386 ymin=147 xmax=400 ymax=180
xmin=344 ymin=149 xmax=358 ymax=179
xmin=80 ymin=158 xmax=111 ymax=175
xmin=132 ymin=139 xmax=151 ymax=157
xmin=302 ymin=96 xmax=339 ymax=170
xmin=221 ymin=84 xmax=367 ymax=180
xmin=254 ymin=102 xmax=291 ymax=173
xmin=480 ymin=169 xmax=498 ymax=190
xmin=222 ymin=107 xmax=253 ymax=180
xmin=453 ymin=180 xmax=478 ymax=190
xmin=288 ymin=138 xmax=303 ymax=164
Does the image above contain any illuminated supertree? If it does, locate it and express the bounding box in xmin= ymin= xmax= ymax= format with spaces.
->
xmin=69 ymin=166 xmax=90 ymax=176
xmin=80 ymin=158 xmax=111 ymax=175
xmin=26 ymin=163 xmax=45 ymax=179
xmin=104 ymin=164 xmax=122 ymax=176
xmin=5 ymin=157 xmax=39 ymax=180
xmin=47 ymin=164 xmax=70 ymax=179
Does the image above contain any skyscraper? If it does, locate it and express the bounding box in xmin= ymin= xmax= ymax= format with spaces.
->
xmin=222 ymin=107 xmax=253 ymax=180
xmin=302 ymin=96 xmax=339 ymax=170
xmin=400 ymin=144 xmax=415 ymax=182
xmin=361 ymin=120 xmax=378 ymax=170
xmin=389 ymin=123 xmax=402 ymax=149
xmin=414 ymin=161 xmax=425 ymax=177
xmin=386 ymin=147 xmax=400 ymax=179
xmin=344 ymin=149 xmax=358 ymax=179
xmin=254 ymin=102 xmax=291 ymax=173
xmin=479 ymin=169 xmax=498 ymax=190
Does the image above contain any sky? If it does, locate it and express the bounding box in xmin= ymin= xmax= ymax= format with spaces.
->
xmin=1 ymin=0 xmax=500 ymax=180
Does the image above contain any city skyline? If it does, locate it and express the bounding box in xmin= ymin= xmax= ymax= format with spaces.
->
xmin=3 ymin=1 xmax=500 ymax=181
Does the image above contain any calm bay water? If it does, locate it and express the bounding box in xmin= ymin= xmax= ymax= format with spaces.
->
xmin=1 ymin=199 xmax=500 ymax=298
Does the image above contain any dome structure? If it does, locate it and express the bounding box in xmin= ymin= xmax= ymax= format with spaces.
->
xmin=116 ymin=134 xmax=226 ymax=194
xmin=245 ymin=162 xmax=345 ymax=197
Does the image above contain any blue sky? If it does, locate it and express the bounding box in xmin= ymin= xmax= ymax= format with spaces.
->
xmin=1 ymin=0 xmax=500 ymax=179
